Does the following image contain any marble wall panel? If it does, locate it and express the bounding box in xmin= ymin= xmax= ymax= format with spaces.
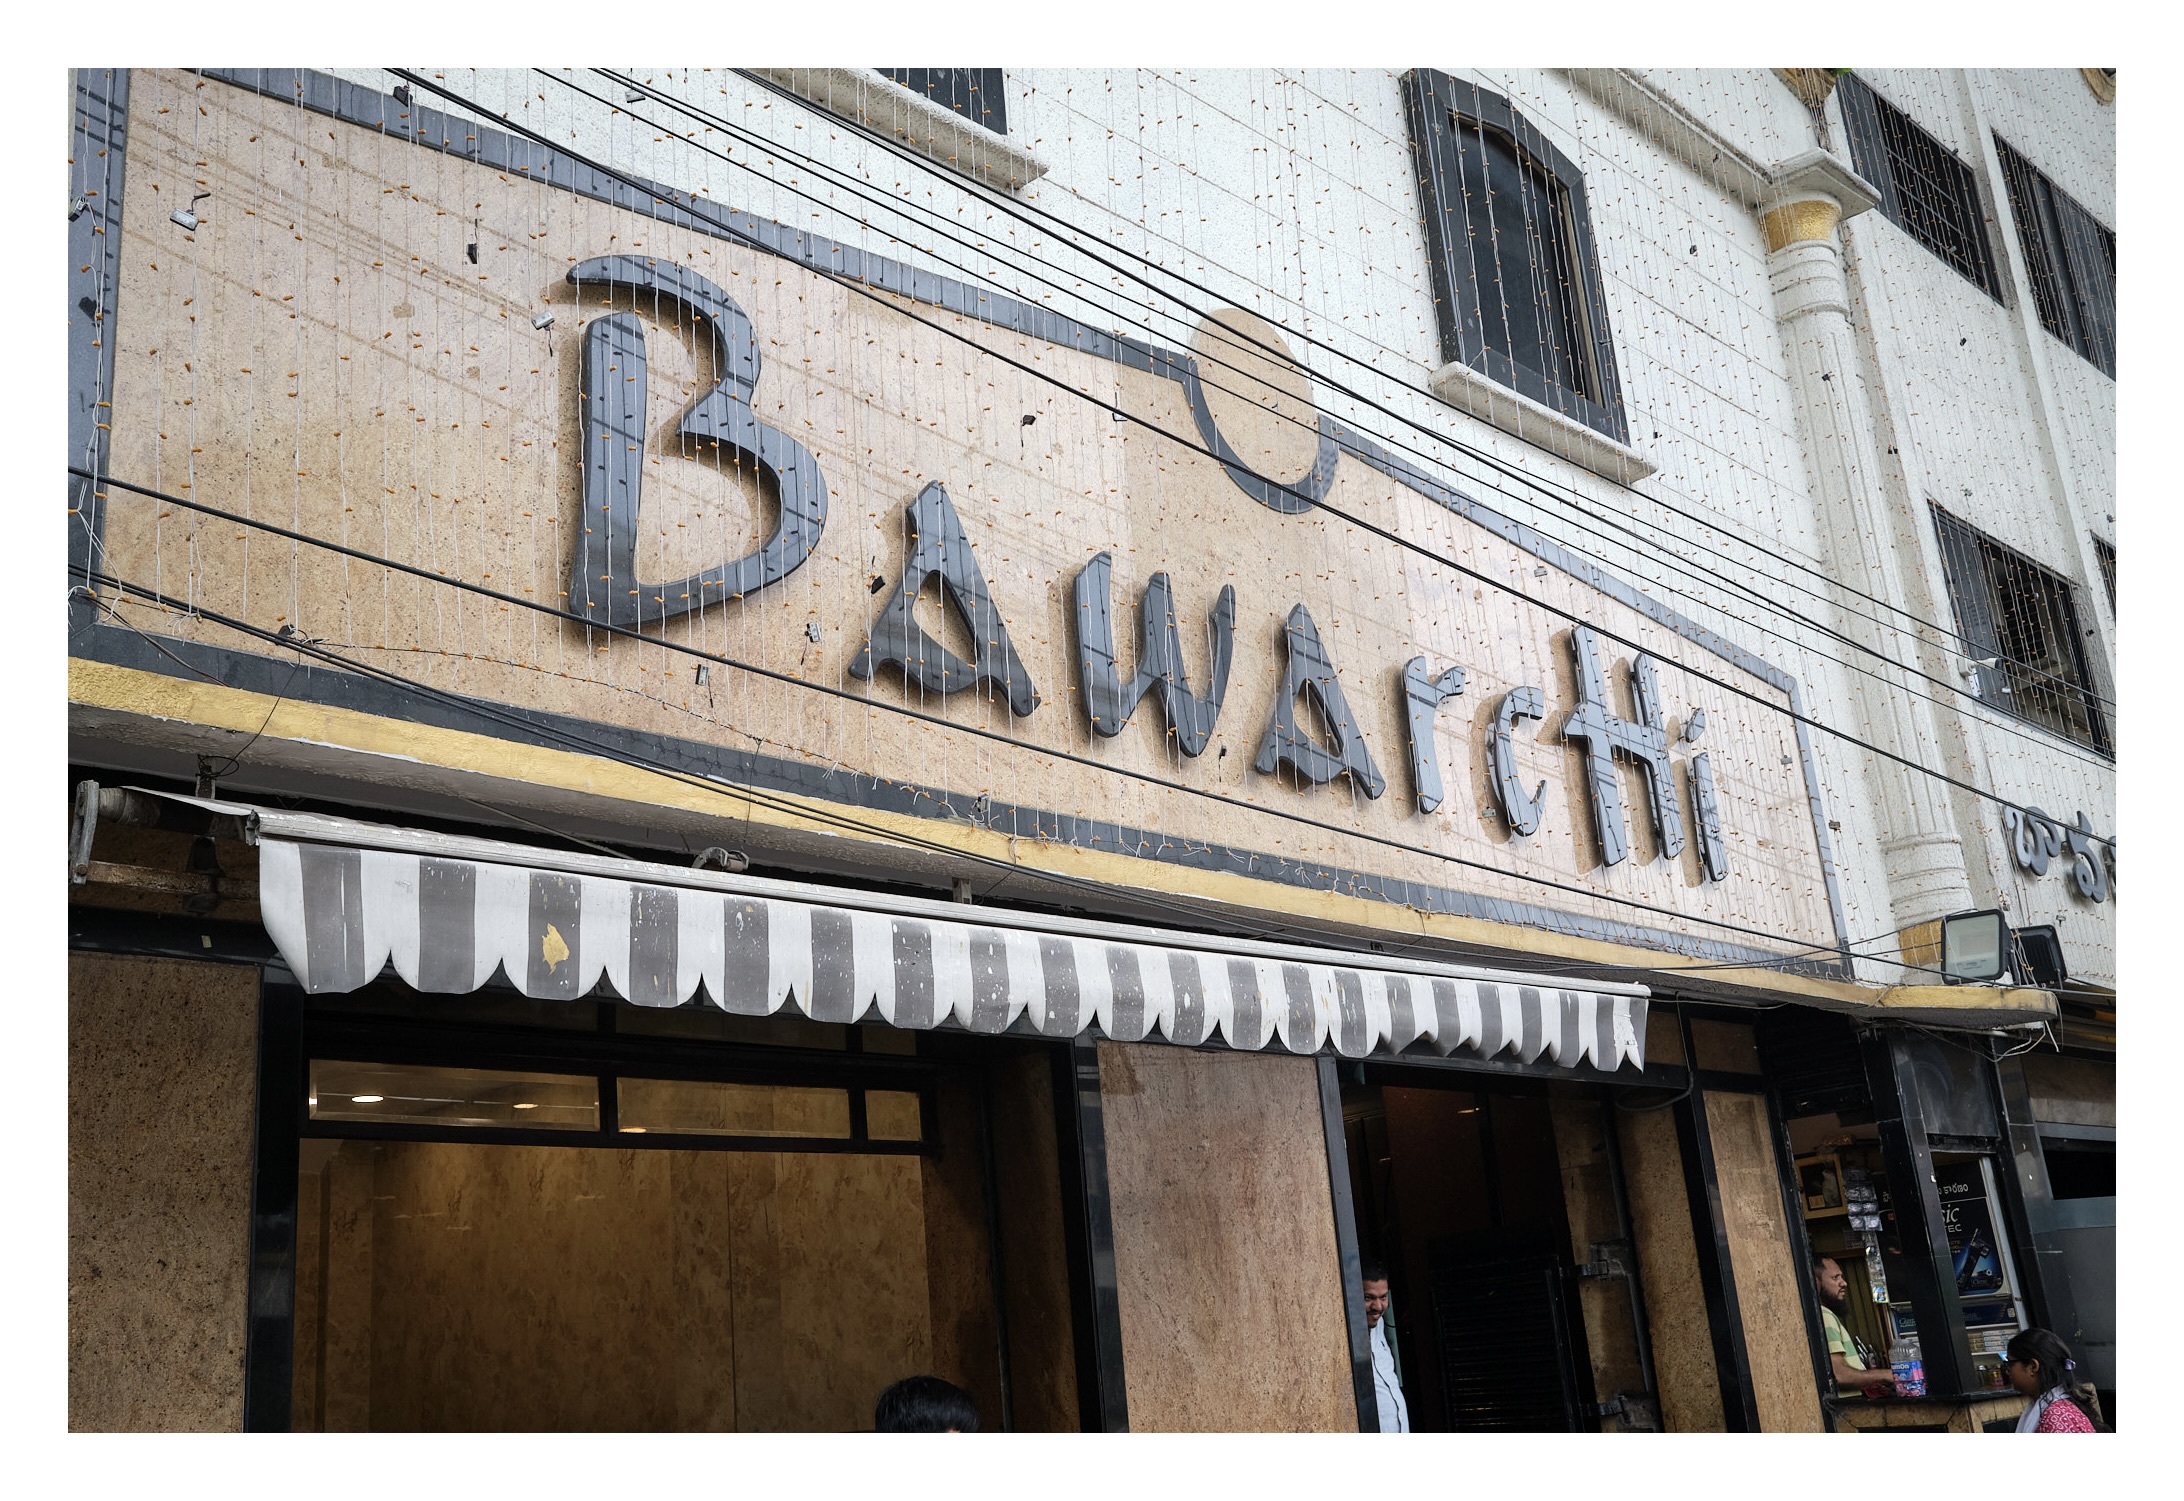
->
xmin=295 ymin=1129 xmax=960 ymax=1431
xmin=724 ymin=1148 xmax=931 ymax=1431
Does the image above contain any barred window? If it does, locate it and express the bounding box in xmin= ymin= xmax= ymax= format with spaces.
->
xmin=1995 ymin=137 xmax=2115 ymax=378
xmin=1836 ymin=74 xmax=2003 ymax=300
xmin=2093 ymin=535 xmax=2116 ymax=614
xmin=878 ymin=69 xmax=1007 ymax=136
xmin=1402 ymin=70 xmax=1627 ymax=444
xmin=1933 ymin=505 xmax=2110 ymax=754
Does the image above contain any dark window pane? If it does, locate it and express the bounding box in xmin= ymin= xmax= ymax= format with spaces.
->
xmin=1839 ymin=74 xmax=2000 ymax=299
xmin=309 ymin=1060 xmax=599 ymax=1130
xmin=1997 ymin=135 xmax=2115 ymax=378
xmin=1932 ymin=505 xmax=2110 ymax=754
xmin=866 ymin=1089 xmax=923 ymax=1141
xmin=1402 ymin=71 xmax=1623 ymax=443
xmin=617 ymin=1077 xmax=852 ymax=1138
xmin=877 ymin=68 xmax=1007 ymax=136
xmin=1453 ymin=117 xmax=1591 ymax=402
xmin=2041 ymin=1140 xmax=2115 ymax=1200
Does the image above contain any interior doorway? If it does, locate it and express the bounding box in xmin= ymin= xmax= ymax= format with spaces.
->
xmin=1342 ymin=1070 xmax=1596 ymax=1431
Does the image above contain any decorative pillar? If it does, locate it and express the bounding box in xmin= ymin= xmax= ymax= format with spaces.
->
xmin=1763 ymin=151 xmax=1976 ymax=935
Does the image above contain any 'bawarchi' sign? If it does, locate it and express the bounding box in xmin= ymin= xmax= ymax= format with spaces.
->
xmin=89 ymin=69 xmax=1855 ymax=967
xmin=567 ymin=253 xmax=1733 ymax=888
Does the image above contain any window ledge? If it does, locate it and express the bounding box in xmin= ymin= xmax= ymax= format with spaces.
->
xmin=1427 ymin=360 xmax=1658 ymax=484
xmin=751 ymin=68 xmax=1049 ymax=192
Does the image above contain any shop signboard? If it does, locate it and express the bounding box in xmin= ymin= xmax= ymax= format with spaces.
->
xmin=76 ymin=68 xmax=1857 ymax=974
xmin=1936 ymin=1162 xmax=2009 ymax=1299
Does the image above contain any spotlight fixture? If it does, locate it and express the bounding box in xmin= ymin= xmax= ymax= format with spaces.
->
xmin=532 ymin=310 xmax=555 ymax=331
xmin=1939 ymin=909 xmax=2011 ymax=984
xmin=170 ymin=191 xmax=211 ymax=232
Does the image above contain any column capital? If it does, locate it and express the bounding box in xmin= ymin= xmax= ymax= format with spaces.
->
xmin=1760 ymin=149 xmax=1880 ymax=251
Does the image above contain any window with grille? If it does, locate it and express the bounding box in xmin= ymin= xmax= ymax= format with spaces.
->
xmin=1995 ymin=137 xmax=2115 ymax=378
xmin=2093 ymin=535 xmax=2116 ymax=614
xmin=1402 ymin=71 xmax=1627 ymax=444
xmin=878 ymin=69 xmax=1007 ymax=136
xmin=1932 ymin=506 xmax=2110 ymax=754
xmin=1836 ymin=74 xmax=2003 ymax=301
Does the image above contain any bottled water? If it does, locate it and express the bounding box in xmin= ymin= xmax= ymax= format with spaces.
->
xmin=1890 ymin=1330 xmax=1926 ymax=1398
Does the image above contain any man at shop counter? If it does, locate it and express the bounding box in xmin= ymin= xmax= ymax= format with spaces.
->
xmin=1361 ymin=1259 xmax=1411 ymax=1432
xmin=1813 ymin=1254 xmax=1889 ymax=1395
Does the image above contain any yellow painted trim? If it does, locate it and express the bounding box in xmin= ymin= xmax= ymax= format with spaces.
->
xmin=1762 ymin=198 xmax=1842 ymax=252
xmin=1895 ymin=918 xmax=1943 ymax=975
xmin=1876 ymin=984 xmax=2056 ymax=1017
xmin=74 ymin=655 xmax=1938 ymax=1014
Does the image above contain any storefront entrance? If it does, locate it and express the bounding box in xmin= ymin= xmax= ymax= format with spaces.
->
xmin=1339 ymin=1068 xmax=1626 ymax=1431
xmin=268 ymin=981 xmax=1090 ymax=1431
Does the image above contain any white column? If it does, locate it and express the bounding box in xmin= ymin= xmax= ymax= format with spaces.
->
xmin=1763 ymin=152 xmax=1976 ymax=934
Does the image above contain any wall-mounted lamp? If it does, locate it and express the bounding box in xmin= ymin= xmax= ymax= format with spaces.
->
xmin=532 ymin=310 xmax=555 ymax=331
xmin=170 ymin=191 xmax=211 ymax=232
xmin=1939 ymin=908 xmax=2011 ymax=984
xmin=2011 ymin=925 xmax=2067 ymax=990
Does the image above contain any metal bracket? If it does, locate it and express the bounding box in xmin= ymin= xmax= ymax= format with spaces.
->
xmin=69 ymin=779 xmax=100 ymax=885
xmin=1579 ymin=1240 xmax=1633 ymax=1280
xmin=1587 ymin=1393 xmax=1660 ymax=1431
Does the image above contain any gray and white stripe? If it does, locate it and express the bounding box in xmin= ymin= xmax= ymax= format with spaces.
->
xmin=259 ymin=839 xmax=1647 ymax=1070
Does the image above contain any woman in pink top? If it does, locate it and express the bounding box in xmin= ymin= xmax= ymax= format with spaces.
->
xmin=2005 ymin=1328 xmax=2103 ymax=1432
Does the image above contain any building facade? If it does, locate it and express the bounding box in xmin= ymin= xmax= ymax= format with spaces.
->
xmin=67 ymin=65 xmax=2115 ymax=1431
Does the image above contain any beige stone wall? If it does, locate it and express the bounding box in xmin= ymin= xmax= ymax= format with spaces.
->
xmin=68 ymin=953 xmax=261 ymax=1432
xmin=94 ymin=70 xmax=1838 ymax=967
xmin=1096 ymin=1042 xmax=1355 ymax=1431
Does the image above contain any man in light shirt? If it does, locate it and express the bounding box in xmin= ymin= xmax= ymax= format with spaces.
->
xmin=1812 ymin=1253 xmax=1889 ymax=1395
xmin=1361 ymin=1258 xmax=1410 ymax=1432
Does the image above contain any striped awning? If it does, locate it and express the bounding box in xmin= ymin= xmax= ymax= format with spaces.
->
xmin=167 ymin=793 xmax=1647 ymax=1069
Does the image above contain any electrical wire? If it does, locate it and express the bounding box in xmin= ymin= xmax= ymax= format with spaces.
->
xmin=336 ymin=75 xmax=2122 ymax=848
xmin=69 ymin=482 xmax=1867 ymax=960
xmin=82 ymin=559 xmax=1813 ymax=988
xmin=89 ymin=74 xmax=2111 ymax=987
xmin=71 ymin=496 xmax=2041 ymax=991
xmin=561 ymin=65 xmax=2119 ymax=742
xmin=695 ymin=64 xmax=2114 ymax=710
